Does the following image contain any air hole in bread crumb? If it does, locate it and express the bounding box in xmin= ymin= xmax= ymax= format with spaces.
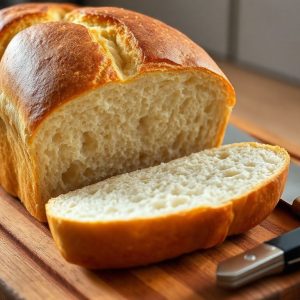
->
xmin=81 ymin=132 xmax=97 ymax=156
xmin=83 ymin=167 xmax=94 ymax=178
xmin=138 ymin=116 xmax=148 ymax=132
xmin=161 ymin=147 xmax=170 ymax=161
xmin=171 ymin=187 xmax=181 ymax=195
xmin=107 ymin=207 xmax=118 ymax=213
xmin=246 ymin=162 xmax=256 ymax=167
xmin=62 ymin=161 xmax=83 ymax=186
xmin=223 ymin=169 xmax=240 ymax=177
xmin=139 ymin=152 xmax=148 ymax=165
xmin=218 ymin=152 xmax=230 ymax=160
xmin=52 ymin=132 xmax=62 ymax=144
xmin=132 ymin=195 xmax=144 ymax=202
xmin=181 ymin=180 xmax=188 ymax=187
xmin=179 ymin=98 xmax=192 ymax=114
xmin=194 ymin=115 xmax=201 ymax=124
xmin=184 ymin=76 xmax=198 ymax=85
xmin=219 ymin=164 xmax=230 ymax=171
xmin=172 ymin=198 xmax=187 ymax=207
xmin=153 ymin=201 xmax=166 ymax=209
xmin=173 ymin=132 xmax=185 ymax=149
xmin=204 ymin=102 xmax=214 ymax=114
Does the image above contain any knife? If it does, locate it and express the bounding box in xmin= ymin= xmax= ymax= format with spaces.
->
xmin=216 ymin=124 xmax=300 ymax=289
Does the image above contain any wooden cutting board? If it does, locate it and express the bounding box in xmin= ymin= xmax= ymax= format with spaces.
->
xmin=1 ymin=134 xmax=300 ymax=300
xmin=1 ymin=188 xmax=300 ymax=300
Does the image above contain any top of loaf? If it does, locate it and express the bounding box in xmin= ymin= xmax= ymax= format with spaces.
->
xmin=0 ymin=2 xmax=75 ymax=30
xmin=0 ymin=3 xmax=76 ymax=56
xmin=0 ymin=3 xmax=235 ymax=136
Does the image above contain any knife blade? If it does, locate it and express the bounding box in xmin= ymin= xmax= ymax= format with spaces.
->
xmin=216 ymin=124 xmax=300 ymax=289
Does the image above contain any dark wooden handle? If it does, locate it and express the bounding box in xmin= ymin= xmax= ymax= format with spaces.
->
xmin=292 ymin=197 xmax=300 ymax=217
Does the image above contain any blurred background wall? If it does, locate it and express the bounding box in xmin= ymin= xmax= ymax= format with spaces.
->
xmin=1 ymin=0 xmax=300 ymax=84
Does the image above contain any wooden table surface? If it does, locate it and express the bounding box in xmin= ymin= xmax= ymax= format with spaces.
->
xmin=1 ymin=63 xmax=300 ymax=300
xmin=219 ymin=61 xmax=300 ymax=158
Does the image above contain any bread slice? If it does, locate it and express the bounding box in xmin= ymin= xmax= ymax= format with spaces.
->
xmin=46 ymin=142 xmax=289 ymax=269
xmin=0 ymin=6 xmax=235 ymax=221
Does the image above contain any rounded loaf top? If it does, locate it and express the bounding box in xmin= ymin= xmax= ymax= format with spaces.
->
xmin=66 ymin=7 xmax=224 ymax=73
xmin=0 ymin=2 xmax=75 ymax=31
xmin=0 ymin=3 xmax=76 ymax=57
xmin=0 ymin=4 xmax=235 ymax=135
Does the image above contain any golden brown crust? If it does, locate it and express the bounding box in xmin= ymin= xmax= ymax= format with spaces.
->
xmin=46 ymin=144 xmax=290 ymax=269
xmin=0 ymin=3 xmax=76 ymax=58
xmin=0 ymin=118 xmax=17 ymax=196
xmin=48 ymin=204 xmax=233 ymax=269
xmin=0 ymin=2 xmax=75 ymax=30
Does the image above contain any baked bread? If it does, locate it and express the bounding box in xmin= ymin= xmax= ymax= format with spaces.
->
xmin=0 ymin=4 xmax=235 ymax=221
xmin=46 ymin=142 xmax=289 ymax=269
xmin=0 ymin=3 xmax=76 ymax=58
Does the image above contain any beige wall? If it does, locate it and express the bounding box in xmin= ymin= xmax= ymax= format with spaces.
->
xmin=237 ymin=0 xmax=300 ymax=82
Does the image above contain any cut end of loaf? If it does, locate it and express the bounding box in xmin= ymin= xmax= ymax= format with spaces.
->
xmin=35 ymin=70 xmax=231 ymax=204
xmin=47 ymin=142 xmax=289 ymax=222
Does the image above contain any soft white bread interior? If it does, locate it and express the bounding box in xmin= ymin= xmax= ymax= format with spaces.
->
xmin=36 ymin=71 xmax=230 ymax=203
xmin=47 ymin=142 xmax=289 ymax=269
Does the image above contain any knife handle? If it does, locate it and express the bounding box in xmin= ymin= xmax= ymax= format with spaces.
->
xmin=217 ymin=227 xmax=300 ymax=289
xmin=266 ymin=227 xmax=300 ymax=271
xmin=291 ymin=197 xmax=300 ymax=217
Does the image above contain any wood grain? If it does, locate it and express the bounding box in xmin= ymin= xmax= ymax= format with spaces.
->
xmin=0 ymin=228 xmax=76 ymax=300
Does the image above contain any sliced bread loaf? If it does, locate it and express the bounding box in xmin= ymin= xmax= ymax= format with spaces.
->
xmin=46 ymin=142 xmax=289 ymax=269
xmin=0 ymin=5 xmax=235 ymax=222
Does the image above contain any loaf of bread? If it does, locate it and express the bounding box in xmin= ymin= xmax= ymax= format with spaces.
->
xmin=46 ymin=143 xmax=289 ymax=269
xmin=0 ymin=4 xmax=235 ymax=221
